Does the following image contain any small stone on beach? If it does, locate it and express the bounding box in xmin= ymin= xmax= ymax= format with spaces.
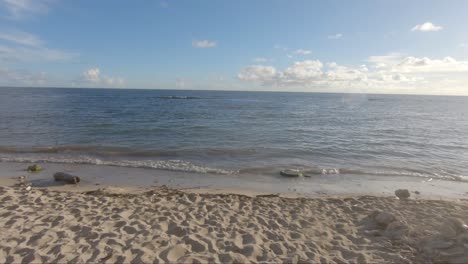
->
xmin=395 ymin=189 xmax=411 ymax=200
xmin=373 ymin=211 xmax=396 ymax=227
xmin=53 ymin=172 xmax=81 ymax=184
xmin=26 ymin=164 xmax=42 ymax=173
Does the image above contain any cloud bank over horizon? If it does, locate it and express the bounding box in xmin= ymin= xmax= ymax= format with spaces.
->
xmin=80 ymin=68 xmax=125 ymax=87
xmin=238 ymin=55 xmax=468 ymax=95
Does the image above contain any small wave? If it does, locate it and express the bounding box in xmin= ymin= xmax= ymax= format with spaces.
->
xmin=157 ymin=96 xmax=203 ymax=100
xmin=295 ymin=168 xmax=340 ymax=175
xmin=239 ymin=166 xmax=340 ymax=176
xmin=0 ymin=146 xmax=137 ymax=155
xmin=239 ymin=165 xmax=467 ymax=182
xmin=0 ymin=145 xmax=260 ymax=158
xmin=0 ymin=156 xmax=236 ymax=175
xmin=316 ymin=167 xmax=467 ymax=182
xmin=339 ymin=168 xmax=468 ymax=182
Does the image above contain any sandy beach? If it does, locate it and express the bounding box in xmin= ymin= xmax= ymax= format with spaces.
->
xmin=1 ymin=171 xmax=468 ymax=263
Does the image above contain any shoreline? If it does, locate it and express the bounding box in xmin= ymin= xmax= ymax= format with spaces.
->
xmin=1 ymin=161 xmax=468 ymax=200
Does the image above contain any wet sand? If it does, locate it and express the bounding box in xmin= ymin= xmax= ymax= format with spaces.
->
xmin=1 ymin=161 xmax=468 ymax=199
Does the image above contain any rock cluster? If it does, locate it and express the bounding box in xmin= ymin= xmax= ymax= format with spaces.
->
xmin=364 ymin=211 xmax=409 ymax=241
xmin=420 ymin=217 xmax=468 ymax=263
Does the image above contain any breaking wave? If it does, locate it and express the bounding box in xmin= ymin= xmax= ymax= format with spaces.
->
xmin=0 ymin=155 xmax=236 ymax=175
xmin=1 ymin=146 xmax=466 ymax=182
xmin=240 ymin=166 xmax=468 ymax=182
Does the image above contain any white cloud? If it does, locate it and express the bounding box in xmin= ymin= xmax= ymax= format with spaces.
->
xmin=274 ymin=44 xmax=288 ymax=51
xmin=252 ymin=57 xmax=270 ymax=63
xmin=192 ymin=40 xmax=217 ymax=48
xmin=0 ymin=29 xmax=43 ymax=46
xmin=411 ymin=22 xmax=443 ymax=32
xmin=103 ymin=76 xmax=125 ymax=86
xmin=368 ymin=54 xmax=468 ymax=73
xmin=328 ymin=33 xmax=343 ymax=39
xmin=238 ymin=55 xmax=468 ymax=94
xmin=394 ymin=56 xmax=468 ymax=73
xmin=237 ymin=65 xmax=277 ymax=82
xmin=325 ymin=62 xmax=368 ymax=82
xmin=0 ymin=66 xmax=48 ymax=86
xmin=238 ymin=61 xmax=324 ymax=86
xmin=460 ymin=43 xmax=468 ymax=48
xmin=81 ymin=67 xmax=125 ymax=87
xmin=0 ymin=44 xmax=78 ymax=62
xmin=0 ymin=29 xmax=78 ymax=62
xmin=0 ymin=66 xmax=126 ymax=88
xmin=283 ymin=60 xmax=323 ymax=81
xmin=367 ymin=52 xmax=404 ymax=69
xmin=293 ymin=49 xmax=312 ymax=55
xmin=83 ymin=68 xmax=100 ymax=82
xmin=1 ymin=0 xmax=55 ymax=20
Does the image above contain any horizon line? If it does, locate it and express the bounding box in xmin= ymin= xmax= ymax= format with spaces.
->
xmin=1 ymin=85 xmax=467 ymax=97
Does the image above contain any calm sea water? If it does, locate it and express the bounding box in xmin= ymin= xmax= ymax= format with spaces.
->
xmin=1 ymin=87 xmax=467 ymax=182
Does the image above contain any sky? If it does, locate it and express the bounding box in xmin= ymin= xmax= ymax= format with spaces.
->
xmin=1 ymin=0 xmax=468 ymax=95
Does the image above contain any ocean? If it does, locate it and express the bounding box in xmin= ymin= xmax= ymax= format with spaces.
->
xmin=1 ymin=87 xmax=467 ymax=183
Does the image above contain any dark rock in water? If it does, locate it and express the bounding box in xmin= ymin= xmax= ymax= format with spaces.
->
xmin=280 ymin=169 xmax=302 ymax=177
xmin=26 ymin=164 xmax=42 ymax=173
xmin=53 ymin=172 xmax=80 ymax=184
xmin=395 ymin=189 xmax=411 ymax=200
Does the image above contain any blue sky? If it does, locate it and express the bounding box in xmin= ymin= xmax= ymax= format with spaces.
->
xmin=1 ymin=0 xmax=468 ymax=94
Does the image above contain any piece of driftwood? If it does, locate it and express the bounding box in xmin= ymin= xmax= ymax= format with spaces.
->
xmin=53 ymin=172 xmax=80 ymax=184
